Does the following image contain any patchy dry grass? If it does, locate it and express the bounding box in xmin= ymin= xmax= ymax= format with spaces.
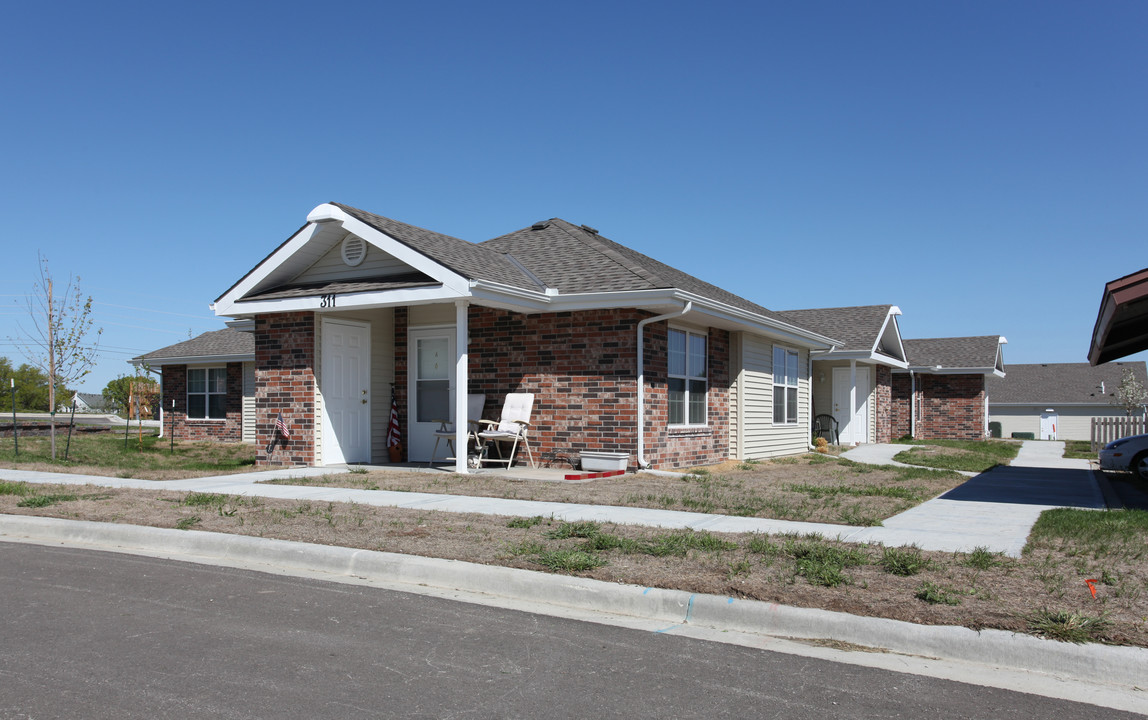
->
xmin=3 ymin=481 xmax=1147 ymax=646
xmin=262 ymin=456 xmax=967 ymax=525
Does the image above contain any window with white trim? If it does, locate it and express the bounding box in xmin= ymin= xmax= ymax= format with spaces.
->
xmin=772 ymin=346 xmax=799 ymax=424
xmin=187 ymin=367 xmax=227 ymax=420
xmin=668 ymin=327 xmax=707 ymax=425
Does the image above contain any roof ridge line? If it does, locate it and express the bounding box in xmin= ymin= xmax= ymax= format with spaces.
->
xmin=552 ymin=220 xmax=668 ymax=288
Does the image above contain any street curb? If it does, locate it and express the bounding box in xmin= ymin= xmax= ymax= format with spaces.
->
xmin=2 ymin=514 xmax=1145 ymax=691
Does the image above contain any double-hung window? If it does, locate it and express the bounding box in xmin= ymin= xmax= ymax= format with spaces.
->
xmin=668 ymin=328 xmax=707 ymax=425
xmin=187 ymin=367 xmax=227 ymax=420
xmin=772 ymin=347 xmax=799 ymax=424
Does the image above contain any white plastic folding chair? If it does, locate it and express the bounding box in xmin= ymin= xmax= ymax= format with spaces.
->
xmin=477 ymin=392 xmax=536 ymax=468
xmin=429 ymin=394 xmax=486 ymax=467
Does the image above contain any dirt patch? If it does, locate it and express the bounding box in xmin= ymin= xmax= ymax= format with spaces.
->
xmin=3 ymin=483 xmax=1145 ymax=647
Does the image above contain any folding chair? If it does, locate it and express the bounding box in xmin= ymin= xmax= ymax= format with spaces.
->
xmin=477 ymin=393 xmax=536 ymax=468
xmin=429 ymin=394 xmax=486 ymax=467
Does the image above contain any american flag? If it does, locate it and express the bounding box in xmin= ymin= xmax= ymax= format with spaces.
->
xmin=387 ymin=391 xmax=401 ymax=448
xmin=275 ymin=414 xmax=290 ymax=439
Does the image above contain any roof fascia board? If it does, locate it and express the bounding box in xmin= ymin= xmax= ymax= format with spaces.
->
xmin=991 ymin=402 xmax=1121 ymax=407
xmin=132 ymin=354 xmax=253 ymax=367
xmin=809 ymin=349 xmax=909 ymax=369
xmin=896 ymin=366 xmax=998 ymax=375
xmin=219 ymin=285 xmax=469 ymax=318
xmin=213 ymin=223 xmax=322 ymax=316
xmin=671 ymin=292 xmax=837 ymax=348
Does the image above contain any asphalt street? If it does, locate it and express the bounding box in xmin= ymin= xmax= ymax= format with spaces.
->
xmin=1 ymin=543 xmax=1140 ymax=720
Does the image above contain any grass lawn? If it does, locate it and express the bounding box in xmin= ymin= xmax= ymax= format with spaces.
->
xmin=892 ymin=438 xmax=1019 ymax=473
xmin=1062 ymin=440 xmax=1096 ymax=460
xmin=260 ymin=455 xmax=970 ymax=526
xmin=0 ymin=428 xmax=258 ymax=480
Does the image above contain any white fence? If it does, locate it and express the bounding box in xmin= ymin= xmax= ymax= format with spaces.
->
xmin=1091 ymin=416 xmax=1148 ymax=451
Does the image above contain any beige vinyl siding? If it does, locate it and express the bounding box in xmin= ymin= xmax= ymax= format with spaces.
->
xmin=294 ymin=236 xmax=413 ymax=285
xmin=409 ymin=303 xmax=456 ymax=326
xmin=810 ymin=360 xmax=877 ymax=442
xmin=989 ymin=405 xmax=1144 ymax=441
xmin=739 ymin=335 xmax=810 ymax=458
xmin=242 ymin=362 xmax=255 ymax=443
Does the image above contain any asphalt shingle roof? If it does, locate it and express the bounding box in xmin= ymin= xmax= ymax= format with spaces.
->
xmin=903 ymin=336 xmax=1002 ymax=370
xmin=480 ymin=219 xmax=790 ymax=321
xmin=987 ymin=362 xmax=1148 ymax=404
xmin=774 ymin=305 xmax=895 ymax=353
xmin=135 ymin=328 xmax=254 ymax=362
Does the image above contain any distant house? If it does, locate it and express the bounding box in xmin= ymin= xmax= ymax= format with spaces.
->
xmin=775 ymin=305 xmax=908 ymax=445
xmin=987 ymin=362 xmax=1148 ymax=441
xmin=892 ymin=336 xmax=1008 ymax=440
xmin=59 ymin=392 xmax=113 ymax=414
xmin=131 ymin=328 xmax=256 ymax=443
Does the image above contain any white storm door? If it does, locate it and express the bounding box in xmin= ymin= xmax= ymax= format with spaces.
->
xmin=1040 ymin=412 xmax=1058 ymax=440
xmin=321 ymin=318 xmax=371 ymax=465
xmin=407 ymin=327 xmax=456 ymax=462
xmin=832 ymin=366 xmax=870 ymax=444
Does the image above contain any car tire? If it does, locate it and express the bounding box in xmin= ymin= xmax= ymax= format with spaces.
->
xmin=1133 ymin=452 xmax=1148 ymax=482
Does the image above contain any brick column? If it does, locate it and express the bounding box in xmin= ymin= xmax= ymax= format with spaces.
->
xmin=255 ymin=312 xmax=316 ymax=466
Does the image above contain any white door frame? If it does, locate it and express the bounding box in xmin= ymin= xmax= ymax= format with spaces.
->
xmin=321 ymin=317 xmax=371 ymax=465
xmin=407 ymin=325 xmax=456 ymax=462
xmin=833 ymin=364 xmax=870 ymax=444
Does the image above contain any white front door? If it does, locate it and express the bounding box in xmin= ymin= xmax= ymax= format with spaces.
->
xmin=321 ymin=318 xmax=371 ymax=465
xmin=407 ymin=327 xmax=456 ymax=462
xmin=832 ymin=366 xmax=870 ymax=444
xmin=1040 ymin=412 xmax=1058 ymax=440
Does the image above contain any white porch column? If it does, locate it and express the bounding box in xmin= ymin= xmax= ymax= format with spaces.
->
xmin=454 ymin=300 xmax=469 ymax=474
xmin=849 ymin=360 xmax=858 ymax=445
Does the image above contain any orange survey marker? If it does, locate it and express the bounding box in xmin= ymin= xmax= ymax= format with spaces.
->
xmin=1085 ymin=579 xmax=1098 ymax=599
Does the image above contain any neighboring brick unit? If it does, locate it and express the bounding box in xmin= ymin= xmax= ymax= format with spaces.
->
xmin=890 ymin=372 xmax=913 ymax=439
xmin=874 ymin=365 xmax=892 ymax=443
xmin=463 ymin=307 xmax=729 ymax=470
xmin=891 ymin=373 xmax=987 ymax=440
xmin=255 ymin=312 xmax=316 ymax=466
xmin=161 ymin=363 xmax=243 ymax=442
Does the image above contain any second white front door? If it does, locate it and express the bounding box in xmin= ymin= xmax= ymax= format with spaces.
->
xmin=321 ymin=318 xmax=371 ymax=465
xmin=832 ymin=366 xmax=870 ymax=444
xmin=407 ymin=327 xmax=456 ymax=462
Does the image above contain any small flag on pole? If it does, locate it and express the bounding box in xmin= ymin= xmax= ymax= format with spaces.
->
xmin=387 ymin=389 xmax=401 ymax=448
xmin=275 ymin=414 xmax=291 ymax=439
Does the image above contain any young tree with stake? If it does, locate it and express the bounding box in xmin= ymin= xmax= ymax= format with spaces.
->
xmin=14 ymin=254 xmax=102 ymax=458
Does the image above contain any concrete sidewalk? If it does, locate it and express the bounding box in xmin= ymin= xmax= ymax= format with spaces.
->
xmin=0 ymin=440 xmax=1109 ymax=557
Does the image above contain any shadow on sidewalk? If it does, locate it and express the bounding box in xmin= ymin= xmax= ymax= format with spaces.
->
xmin=939 ymin=465 xmax=1106 ymax=508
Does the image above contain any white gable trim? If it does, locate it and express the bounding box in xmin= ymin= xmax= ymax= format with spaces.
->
xmin=213 ymin=223 xmax=323 ymax=316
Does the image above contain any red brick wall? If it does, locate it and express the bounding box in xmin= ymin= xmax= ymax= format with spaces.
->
xmin=891 ymin=372 xmax=913 ymax=439
xmin=874 ymin=365 xmax=892 ymax=443
xmin=161 ymin=363 xmax=243 ymax=442
xmin=255 ymin=312 xmax=316 ymax=466
xmin=890 ymin=372 xmax=986 ymax=440
xmin=393 ymin=307 xmax=409 ymax=462
xmin=463 ymin=307 xmax=730 ymax=470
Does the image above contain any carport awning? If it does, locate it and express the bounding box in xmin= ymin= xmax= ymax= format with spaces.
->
xmin=1090 ymin=267 xmax=1148 ymax=365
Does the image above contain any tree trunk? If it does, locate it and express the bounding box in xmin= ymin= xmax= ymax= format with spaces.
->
xmin=48 ymin=278 xmax=56 ymax=460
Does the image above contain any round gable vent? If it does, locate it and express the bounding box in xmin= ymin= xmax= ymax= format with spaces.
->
xmin=341 ymin=234 xmax=366 ymax=267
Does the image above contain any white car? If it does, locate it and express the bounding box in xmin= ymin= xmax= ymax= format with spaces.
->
xmin=1098 ymin=434 xmax=1148 ymax=481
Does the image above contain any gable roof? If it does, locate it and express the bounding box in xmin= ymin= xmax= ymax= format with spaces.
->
xmin=132 ymin=328 xmax=254 ymax=366
xmin=1089 ymin=267 xmax=1148 ymax=365
xmin=775 ymin=305 xmax=907 ymax=366
xmin=902 ymin=335 xmax=1006 ymax=376
xmin=211 ymin=203 xmax=837 ymax=349
xmin=987 ymin=361 xmax=1148 ymax=405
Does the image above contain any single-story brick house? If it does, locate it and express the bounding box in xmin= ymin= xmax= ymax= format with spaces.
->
xmin=891 ymin=336 xmax=1007 ymax=440
xmin=196 ymin=202 xmax=852 ymax=471
xmin=131 ymin=328 xmax=256 ymax=443
xmin=775 ymin=305 xmax=908 ymax=445
xmin=987 ymin=361 xmax=1147 ymax=441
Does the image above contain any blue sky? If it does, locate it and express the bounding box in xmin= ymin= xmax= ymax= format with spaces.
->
xmin=1 ymin=1 xmax=1145 ymax=394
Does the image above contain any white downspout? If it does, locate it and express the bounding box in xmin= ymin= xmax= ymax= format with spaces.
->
xmin=909 ymin=370 xmax=916 ymax=439
xmin=454 ymin=300 xmax=469 ymax=474
xmin=637 ymin=301 xmax=692 ymax=469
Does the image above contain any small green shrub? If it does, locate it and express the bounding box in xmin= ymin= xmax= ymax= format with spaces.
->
xmin=533 ymin=549 xmax=606 ymax=572
xmin=17 ymin=493 xmax=77 ymax=508
xmin=880 ymin=545 xmax=930 ymax=576
xmin=546 ymin=521 xmax=601 ymax=539
xmin=1027 ymin=609 xmax=1111 ymax=643
xmin=507 ymin=515 xmax=545 ymax=529
xmin=916 ymin=581 xmax=961 ymax=605
xmin=175 ymin=515 xmax=202 ymax=530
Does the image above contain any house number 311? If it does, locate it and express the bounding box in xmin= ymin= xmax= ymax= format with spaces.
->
xmin=320 ymin=294 xmax=337 ymax=308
